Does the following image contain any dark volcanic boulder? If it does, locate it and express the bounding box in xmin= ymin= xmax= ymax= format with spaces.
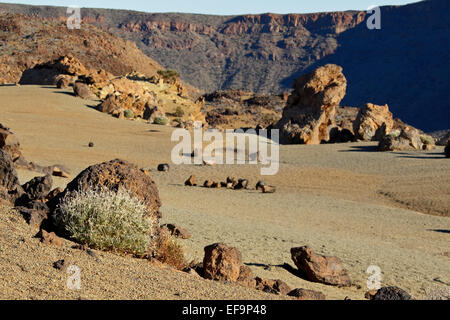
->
xmin=50 ymin=159 xmax=162 ymax=222
xmin=21 ymin=174 xmax=53 ymax=201
xmin=275 ymin=64 xmax=347 ymax=145
xmin=288 ymin=288 xmax=326 ymax=300
xmin=291 ymin=246 xmax=352 ymax=287
xmin=0 ymin=149 xmax=23 ymax=203
xmin=371 ymin=286 xmax=412 ymax=300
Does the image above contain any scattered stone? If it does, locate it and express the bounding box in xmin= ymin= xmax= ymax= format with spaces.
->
xmin=211 ymin=182 xmax=221 ymax=189
xmin=53 ymin=259 xmax=68 ymax=271
xmin=88 ymin=142 xmax=95 ymax=148
xmin=255 ymin=181 xmax=266 ymax=191
xmin=288 ymin=288 xmax=326 ymax=300
xmin=236 ymin=266 xmax=256 ymax=288
xmin=291 ymin=246 xmax=352 ymax=287
xmin=73 ymin=82 xmax=96 ymax=100
xmin=52 ymin=165 xmax=71 ymax=178
xmin=203 ymin=159 xmax=216 ymax=166
xmin=365 ymin=290 xmax=378 ymax=300
xmin=275 ymin=64 xmax=347 ymax=144
xmin=15 ymin=203 xmax=49 ymax=228
xmin=183 ymin=267 xmax=201 ymax=277
xmin=234 ymin=179 xmax=249 ymax=190
xmin=157 ymin=163 xmax=170 ymax=172
xmin=37 ymin=230 xmax=63 ymax=246
xmin=161 ymin=224 xmax=192 ymax=239
xmin=204 ymin=180 xmax=214 ymax=188
xmin=185 ymin=175 xmax=197 ymax=186
xmin=353 ymin=103 xmax=394 ymax=141
xmin=371 ymin=286 xmax=412 ymax=300
xmin=262 ymin=185 xmax=276 ymax=194
xmin=255 ymin=277 xmax=291 ymax=295
xmin=203 ymin=243 xmax=242 ymax=282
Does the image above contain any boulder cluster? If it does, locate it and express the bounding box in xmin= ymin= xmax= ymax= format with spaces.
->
xmin=185 ymin=175 xmax=275 ymax=193
xmin=274 ymin=64 xmax=437 ymax=152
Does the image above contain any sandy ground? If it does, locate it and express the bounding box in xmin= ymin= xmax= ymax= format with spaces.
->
xmin=0 ymin=85 xmax=449 ymax=300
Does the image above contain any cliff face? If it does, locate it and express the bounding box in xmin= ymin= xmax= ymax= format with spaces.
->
xmin=1 ymin=0 xmax=449 ymax=131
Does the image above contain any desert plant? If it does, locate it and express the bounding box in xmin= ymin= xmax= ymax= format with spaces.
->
xmin=174 ymin=106 xmax=185 ymax=117
xmin=419 ymin=134 xmax=434 ymax=145
xmin=153 ymin=231 xmax=187 ymax=270
xmin=124 ymin=109 xmax=135 ymax=119
xmin=153 ymin=116 xmax=169 ymax=126
xmin=157 ymin=69 xmax=180 ymax=81
xmin=54 ymin=188 xmax=157 ymax=257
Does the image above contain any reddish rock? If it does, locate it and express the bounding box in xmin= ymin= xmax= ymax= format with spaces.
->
xmin=37 ymin=230 xmax=63 ymax=246
xmin=291 ymin=246 xmax=352 ymax=287
xmin=21 ymin=174 xmax=53 ymax=201
xmin=255 ymin=277 xmax=292 ymax=295
xmin=203 ymin=243 xmax=242 ymax=282
xmin=262 ymin=185 xmax=276 ymax=193
xmin=236 ymin=266 xmax=256 ymax=288
xmin=185 ymin=175 xmax=197 ymax=186
xmin=288 ymin=288 xmax=326 ymax=300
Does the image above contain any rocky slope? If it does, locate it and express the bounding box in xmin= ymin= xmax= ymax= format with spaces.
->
xmin=1 ymin=0 xmax=448 ymax=131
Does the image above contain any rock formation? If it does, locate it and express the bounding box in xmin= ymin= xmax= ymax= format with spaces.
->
xmin=353 ymin=103 xmax=394 ymax=141
xmin=275 ymin=64 xmax=347 ymax=144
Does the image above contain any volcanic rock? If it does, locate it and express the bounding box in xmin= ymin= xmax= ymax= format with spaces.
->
xmin=203 ymin=243 xmax=243 ymax=282
xmin=291 ymin=246 xmax=352 ymax=287
xmin=353 ymin=103 xmax=394 ymax=141
xmin=288 ymin=288 xmax=326 ymax=300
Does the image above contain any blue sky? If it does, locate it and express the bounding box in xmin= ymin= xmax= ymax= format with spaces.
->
xmin=0 ymin=0 xmax=419 ymax=15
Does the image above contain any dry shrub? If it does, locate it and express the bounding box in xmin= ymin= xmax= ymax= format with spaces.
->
xmin=153 ymin=230 xmax=187 ymax=271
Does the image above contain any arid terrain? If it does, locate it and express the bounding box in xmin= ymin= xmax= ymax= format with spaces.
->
xmin=1 ymin=85 xmax=448 ymax=300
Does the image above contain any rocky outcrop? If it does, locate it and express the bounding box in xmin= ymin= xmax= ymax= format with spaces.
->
xmin=50 ymin=159 xmax=162 ymax=224
xmin=203 ymin=243 xmax=243 ymax=282
xmin=275 ymin=64 xmax=347 ymax=145
xmin=73 ymin=82 xmax=97 ymax=100
xmin=291 ymin=246 xmax=352 ymax=287
xmin=353 ymin=103 xmax=394 ymax=141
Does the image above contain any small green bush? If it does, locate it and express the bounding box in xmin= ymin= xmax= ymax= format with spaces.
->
xmin=153 ymin=116 xmax=169 ymax=126
xmin=174 ymin=106 xmax=185 ymax=117
xmin=420 ymin=134 xmax=434 ymax=145
xmin=54 ymin=189 xmax=156 ymax=257
xmin=124 ymin=109 xmax=135 ymax=119
xmin=157 ymin=69 xmax=180 ymax=81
